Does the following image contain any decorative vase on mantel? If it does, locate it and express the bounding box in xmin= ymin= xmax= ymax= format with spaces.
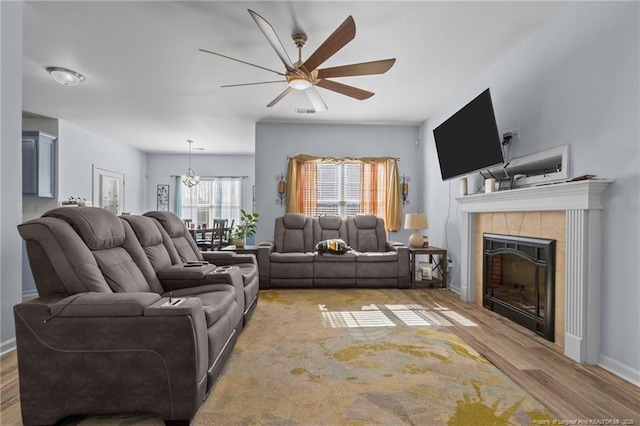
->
xmin=235 ymin=238 xmax=245 ymax=249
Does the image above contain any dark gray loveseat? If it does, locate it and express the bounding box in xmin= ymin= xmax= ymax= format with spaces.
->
xmin=257 ymin=214 xmax=410 ymax=288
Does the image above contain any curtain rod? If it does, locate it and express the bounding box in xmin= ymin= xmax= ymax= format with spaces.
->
xmin=286 ymin=156 xmax=400 ymax=161
xmin=170 ymin=175 xmax=249 ymax=179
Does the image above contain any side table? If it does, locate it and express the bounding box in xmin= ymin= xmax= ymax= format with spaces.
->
xmin=409 ymin=246 xmax=447 ymax=289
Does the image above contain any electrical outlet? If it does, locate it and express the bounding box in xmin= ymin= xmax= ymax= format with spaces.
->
xmin=447 ymin=256 xmax=453 ymax=272
xmin=511 ymin=127 xmax=520 ymax=143
xmin=503 ymin=127 xmax=520 ymax=145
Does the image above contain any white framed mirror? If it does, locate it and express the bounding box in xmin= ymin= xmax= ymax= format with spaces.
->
xmin=92 ymin=165 xmax=125 ymax=215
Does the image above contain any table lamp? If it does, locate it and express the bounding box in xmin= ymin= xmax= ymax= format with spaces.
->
xmin=404 ymin=213 xmax=428 ymax=248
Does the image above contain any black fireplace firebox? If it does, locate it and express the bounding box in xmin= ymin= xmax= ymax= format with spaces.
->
xmin=483 ymin=233 xmax=555 ymax=341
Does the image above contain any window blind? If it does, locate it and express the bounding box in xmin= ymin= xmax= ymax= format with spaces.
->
xmin=179 ymin=177 xmax=243 ymax=227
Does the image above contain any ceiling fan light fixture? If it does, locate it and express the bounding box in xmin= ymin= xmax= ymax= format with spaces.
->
xmin=46 ymin=67 xmax=85 ymax=87
xmin=287 ymin=77 xmax=312 ymax=91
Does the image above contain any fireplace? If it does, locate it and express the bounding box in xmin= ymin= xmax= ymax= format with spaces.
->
xmin=483 ymin=233 xmax=555 ymax=341
xmin=458 ymin=180 xmax=610 ymax=363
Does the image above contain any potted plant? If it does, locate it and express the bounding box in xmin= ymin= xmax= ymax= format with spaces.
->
xmin=231 ymin=209 xmax=259 ymax=248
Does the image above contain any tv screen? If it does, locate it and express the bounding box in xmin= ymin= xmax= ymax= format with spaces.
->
xmin=433 ymin=88 xmax=503 ymax=181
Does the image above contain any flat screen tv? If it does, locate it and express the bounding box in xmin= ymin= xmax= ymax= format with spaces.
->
xmin=433 ymin=88 xmax=504 ymax=181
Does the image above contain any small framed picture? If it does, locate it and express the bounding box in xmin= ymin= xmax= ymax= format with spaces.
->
xmin=157 ymin=184 xmax=170 ymax=211
xmin=422 ymin=237 xmax=429 ymax=247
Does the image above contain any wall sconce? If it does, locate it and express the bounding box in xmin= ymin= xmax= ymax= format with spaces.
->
xmin=276 ymin=173 xmax=286 ymax=206
xmin=401 ymin=175 xmax=410 ymax=206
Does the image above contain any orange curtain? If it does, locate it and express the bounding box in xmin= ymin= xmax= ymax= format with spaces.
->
xmin=301 ymin=162 xmax=317 ymax=215
xmin=286 ymin=156 xmax=317 ymax=214
xmin=385 ymin=158 xmax=401 ymax=231
xmin=359 ymin=162 xmax=384 ymax=219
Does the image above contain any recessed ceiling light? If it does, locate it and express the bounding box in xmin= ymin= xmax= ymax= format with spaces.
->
xmin=46 ymin=67 xmax=85 ymax=87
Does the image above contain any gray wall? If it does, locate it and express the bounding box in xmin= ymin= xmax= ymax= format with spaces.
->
xmin=145 ymin=153 xmax=255 ymax=218
xmin=58 ymin=120 xmax=147 ymax=214
xmin=421 ymin=2 xmax=639 ymax=383
xmin=254 ymin=122 xmax=422 ymax=245
xmin=1 ymin=1 xmax=24 ymax=354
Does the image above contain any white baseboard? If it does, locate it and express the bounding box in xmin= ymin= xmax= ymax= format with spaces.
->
xmin=0 ymin=338 xmax=16 ymax=356
xmin=598 ymin=353 xmax=640 ymax=387
xmin=448 ymin=284 xmax=461 ymax=296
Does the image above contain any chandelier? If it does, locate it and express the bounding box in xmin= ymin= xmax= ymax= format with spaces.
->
xmin=181 ymin=140 xmax=200 ymax=188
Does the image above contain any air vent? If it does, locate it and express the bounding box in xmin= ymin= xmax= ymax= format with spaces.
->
xmin=295 ymin=108 xmax=316 ymax=114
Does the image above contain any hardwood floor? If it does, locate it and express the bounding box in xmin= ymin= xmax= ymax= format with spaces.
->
xmin=1 ymin=289 xmax=639 ymax=425
xmin=0 ymin=347 xmax=21 ymax=425
xmin=407 ymin=289 xmax=640 ymax=423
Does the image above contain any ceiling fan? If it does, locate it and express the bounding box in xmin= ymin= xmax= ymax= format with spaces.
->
xmin=199 ymin=9 xmax=396 ymax=111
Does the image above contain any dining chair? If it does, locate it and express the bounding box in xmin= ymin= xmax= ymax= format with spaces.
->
xmin=210 ymin=219 xmax=228 ymax=251
xmin=194 ymin=227 xmax=213 ymax=251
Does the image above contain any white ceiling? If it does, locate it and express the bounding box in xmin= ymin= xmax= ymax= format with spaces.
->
xmin=22 ymin=1 xmax=566 ymax=155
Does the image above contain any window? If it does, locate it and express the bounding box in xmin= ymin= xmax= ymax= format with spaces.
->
xmin=312 ymin=163 xmax=385 ymax=217
xmin=286 ymin=155 xmax=402 ymax=231
xmin=179 ymin=177 xmax=242 ymax=227
xmin=302 ymin=162 xmax=386 ymax=218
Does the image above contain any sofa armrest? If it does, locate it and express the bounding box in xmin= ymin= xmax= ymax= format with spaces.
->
xmin=387 ymin=240 xmax=406 ymax=248
xmin=157 ymin=263 xmax=218 ymax=292
xmin=157 ymin=263 xmax=216 ymax=280
xmin=256 ymin=242 xmax=274 ymax=287
xmin=157 ymin=265 xmax=244 ymax=324
xmin=14 ymin=294 xmax=209 ymax=423
xmin=48 ymin=292 xmax=161 ymax=318
xmin=390 ymin=244 xmax=410 ymax=286
xmin=201 ymin=251 xmax=257 ymax=267
xmin=157 ymin=263 xmax=243 ymax=293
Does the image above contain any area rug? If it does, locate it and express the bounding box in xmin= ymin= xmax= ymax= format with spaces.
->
xmin=76 ymin=289 xmax=552 ymax=425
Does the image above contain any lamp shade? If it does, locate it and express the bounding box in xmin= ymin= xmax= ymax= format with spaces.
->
xmin=405 ymin=213 xmax=428 ymax=248
xmin=404 ymin=213 xmax=428 ymax=230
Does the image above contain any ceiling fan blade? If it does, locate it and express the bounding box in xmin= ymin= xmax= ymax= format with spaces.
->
xmin=306 ymin=86 xmax=328 ymax=111
xmin=267 ymin=87 xmax=294 ymax=108
xmin=317 ymin=58 xmax=396 ymax=79
xmin=303 ymin=16 xmax=356 ymax=72
xmin=248 ymin=9 xmax=294 ymax=70
xmin=221 ymin=80 xmax=285 ymax=88
xmin=315 ymin=79 xmax=374 ymax=100
xmin=199 ymin=49 xmax=285 ymax=76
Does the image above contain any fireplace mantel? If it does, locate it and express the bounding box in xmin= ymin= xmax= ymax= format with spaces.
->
xmin=456 ymin=179 xmax=611 ymax=212
xmin=456 ymin=179 xmax=611 ymax=364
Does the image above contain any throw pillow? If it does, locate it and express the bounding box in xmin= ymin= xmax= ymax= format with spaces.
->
xmin=315 ymin=239 xmax=350 ymax=255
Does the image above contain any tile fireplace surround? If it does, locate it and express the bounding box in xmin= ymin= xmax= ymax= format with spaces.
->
xmin=456 ymin=180 xmax=611 ymax=364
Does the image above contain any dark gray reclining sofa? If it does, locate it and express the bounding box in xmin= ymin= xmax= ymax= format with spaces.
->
xmin=14 ymin=207 xmax=259 ymax=425
xmin=257 ymin=213 xmax=410 ymax=288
